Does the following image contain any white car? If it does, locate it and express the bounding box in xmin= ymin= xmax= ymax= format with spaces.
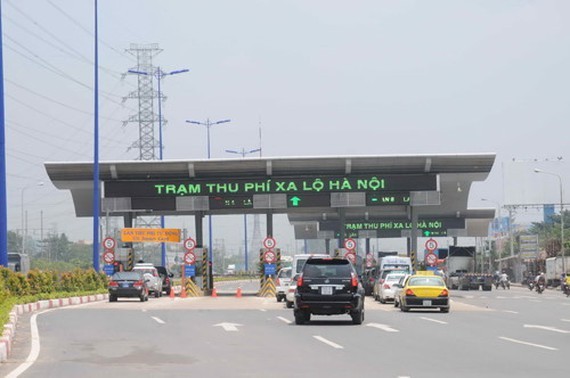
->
xmin=276 ymin=267 xmax=293 ymax=302
xmin=375 ymin=272 xmax=407 ymax=303
xmin=285 ymin=274 xmax=300 ymax=308
xmin=133 ymin=264 xmax=162 ymax=298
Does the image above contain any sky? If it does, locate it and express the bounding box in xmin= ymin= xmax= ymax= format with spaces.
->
xmin=3 ymin=1 xmax=570 ymax=257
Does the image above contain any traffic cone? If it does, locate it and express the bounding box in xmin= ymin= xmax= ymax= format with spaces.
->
xmin=169 ymin=288 xmax=175 ymax=299
xmin=236 ymin=287 xmax=242 ymax=298
xmin=212 ymin=287 xmax=218 ymax=297
xmin=180 ymin=286 xmax=187 ymax=298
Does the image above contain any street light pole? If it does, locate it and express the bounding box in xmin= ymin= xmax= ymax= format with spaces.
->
xmin=21 ymin=182 xmax=44 ymax=255
xmin=186 ymin=118 xmax=230 ymax=290
xmin=226 ymin=147 xmax=261 ymax=272
xmin=0 ymin=0 xmax=7 ymax=267
xmin=534 ymin=169 xmax=565 ymax=274
xmin=481 ymin=198 xmax=501 ymax=272
xmin=129 ymin=67 xmax=189 ymax=266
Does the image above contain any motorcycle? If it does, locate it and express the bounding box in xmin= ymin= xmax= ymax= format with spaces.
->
xmin=562 ymin=283 xmax=570 ymax=297
xmin=536 ymin=282 xmax=545 ymax=294
xmin=500 ymin=279 xmax=510 ymax=290
xmin=527 ymin=281 xmax=535 ymax=291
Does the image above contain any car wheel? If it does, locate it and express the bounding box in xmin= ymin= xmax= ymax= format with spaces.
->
xmin=109 ymin=295 xmax=117 ymax=302
xmin=440 ymin=307 xmax=450 ymax=313
xmin=294 ymin=311 xmax=306 ymax=325
xmin=400 ymin=303 xmax=409 ymax=312
xmin=351 ymin=309 xmax=364 ymax=325
xmin=276 ymin=296 xmax=283 ymax=302
xmin=165 ymin=288 xmax=171 ymax=296
xmin=154 ymin=290 xmax=160 ymax=298
xmin=394 ymin=298 xmax=399 ymax=307
xmin=140 ymin=294 xmax=145 ymax=302
xmin=379 ymin=297 xmax=386 ymax=304
xmin=286 ymin=300 xmax=293 ymax=309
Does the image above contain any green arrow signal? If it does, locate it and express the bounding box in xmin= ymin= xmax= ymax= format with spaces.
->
xmin=289 ymin=196 xmax=301 ymax=207
xmin=424 ymin=230 xmax=431 ymax=237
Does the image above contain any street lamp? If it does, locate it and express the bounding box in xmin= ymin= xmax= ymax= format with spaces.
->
xmin=186 ymin=118 xmax=231 ymax=290
xmin=534 ymin=168 xmax=565 ymax=274
xmin=226 ymin=147 xmax=261 ymax=272
xmin=129 ymin=67 xmax=189 ymax=266
xmin=21 ymin=182 xmax=44 ymax=255
xmin=482 ymin=198 xmax=502 ymax=271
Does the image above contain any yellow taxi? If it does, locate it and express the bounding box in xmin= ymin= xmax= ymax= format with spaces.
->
xmin=394 ymin=271 xmax=450 ymax=313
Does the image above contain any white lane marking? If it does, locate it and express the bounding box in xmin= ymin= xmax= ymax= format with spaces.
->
xmin=277 ymin=316 xmax=292 ymax=324
xmin=499 ymin=337 xmax=558 ymax=351
xmin=260 ymin=309 xmax=267 ymax=312
xmin=420 ymin=317 xmax=448 ymax=325
xmin=313 ymin=336 xmax=344 ymax=349
xmin=529 ymin=300 xmax=542 ymax=303
xmin=6 ymin=309 xmax=54 ymax=378
xmin=142 ymin=309 xmax=148 ymax=312
xmin=561 ymin=319 xmax=570 ymax=322
xmin=502 ymin=310 xmax=519 ymax=314
xmin=213 ymin=322 xmax=242 ymax=332
xmin=151 ymin=316 xmax=165 ymax=324
xmin=366 ymin=323 xmax=399 ymax=332
xmin=524 ymin=324 xmax=570 ymax=334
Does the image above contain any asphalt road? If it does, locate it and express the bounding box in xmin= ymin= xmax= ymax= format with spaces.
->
xmin=1 ymin=286 xmax=568 ymax=378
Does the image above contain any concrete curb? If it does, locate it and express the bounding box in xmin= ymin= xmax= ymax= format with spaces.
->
xmin=0 ymin=293 xmax=108 ymax=363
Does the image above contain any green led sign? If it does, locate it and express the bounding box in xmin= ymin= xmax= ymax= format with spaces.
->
xmin=366 ymin=192 xmax=410 ymax=206
xmin=287 ymin=194 xmax=330 ymax=208
xmin=209 ymin=195 xmax=254 ymax=210
xmin=105 ymin=174 xmax=436 ymax=198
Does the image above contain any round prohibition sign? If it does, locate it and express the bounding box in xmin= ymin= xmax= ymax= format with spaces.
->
xmin=425 ymin=238 xmax=438 ymax=251
xmin=184 ymin=238 xmax=196 ymax=252
xmin=103 ymin=237 xmax=116 ymax=250
xmin=263 ymin=237 xmax=277 ymax=250
xmin=103 ymin=251 xmax=115 ymax=264
xmin=425 ymin=252 xmax=437 ymax=266
xmin=344 ymin=238 xmax=357 ymax=251
xmin=344 ymin=252 xmax=357 ymax=264
xmin=264 ymin=250 xmax=277 ymax=264
xmin=184 ymin=252 xmax=196 ymax=265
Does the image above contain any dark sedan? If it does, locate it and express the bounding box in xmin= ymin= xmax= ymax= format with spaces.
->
xmin=108 ymin=271 xmax=149 ymax=302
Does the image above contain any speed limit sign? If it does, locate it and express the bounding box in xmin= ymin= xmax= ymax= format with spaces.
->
xmin=263 ymin=237 xmax=276 ymax=250
xmin=184 ymin=238 xmax=196 ymax=252
xmin=103 ymin=237 xmax=115 ymax=251
xmin=344 ymin=238 xmax=356 ymax=251
xmin=425 ymin=238 xmax=438 ymax=251
xmin=184 ymin=252 xmax=196 ymax=265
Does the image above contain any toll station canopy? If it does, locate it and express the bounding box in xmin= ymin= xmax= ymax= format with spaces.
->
xmin=44 ymin=153 xmax=496 ymax=239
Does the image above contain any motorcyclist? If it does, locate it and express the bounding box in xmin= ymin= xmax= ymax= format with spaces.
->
xmin=535 ymin=272 xmax=546 ymax=292
xmin=562 ymin=273 xmax=570 ymax=295
xmin=499 ymin=271 xmax=510 ymax=289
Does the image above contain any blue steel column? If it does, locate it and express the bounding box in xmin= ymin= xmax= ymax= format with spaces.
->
xmin=92 ymin=0 xmax=100 ymax=271
xmin=0 ymin=0 xmax=8 ymax=267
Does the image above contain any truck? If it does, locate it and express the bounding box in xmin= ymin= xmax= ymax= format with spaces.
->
xmin=545 ymin=256 xmax=570 ymax=287
xmin=445 ymin=246 xmax=493 ymax=291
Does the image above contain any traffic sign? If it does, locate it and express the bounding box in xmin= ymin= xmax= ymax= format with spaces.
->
xmin=344 ymin=238 xmax=356 ymax=251
xmin=264 ymin=264 xmax=276 ymax=275
xmin=184 ymin=238 xmax=196 ymax=252
xmin=425 ymin=238 xmax=438 ymax=251
xmin=103 ymin=264 xmax=115 ymax=276
xmin=263 ymin=237 xmax=277 ymax=249
xmin=425 ymin=252 xmax=437 ymax=266
xmin=344 ymin=252 xmax=357 ymax=264
xmin=103 ymin=251 xmax=115 ymax=264
xmin=184 ymin=265 xmax=196 ymax=277
xmin=103 ymin=237 xmax=116 ymax=250
xmin=263 ymin=250 xmax=277 ymax=264
xmin=184 ymin=251 xmax=196 ymax=265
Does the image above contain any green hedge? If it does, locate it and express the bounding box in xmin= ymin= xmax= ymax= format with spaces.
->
xmin=0 ymin=267 xmax=108 ymax=328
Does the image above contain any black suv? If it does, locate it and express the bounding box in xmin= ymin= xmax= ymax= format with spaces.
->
xmin=154 ymin=266 xmax=174 ymax=295
xmin=294 ymin=257 xmax=365 ymax=325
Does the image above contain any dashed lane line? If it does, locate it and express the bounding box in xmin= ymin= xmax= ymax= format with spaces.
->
xmin=523 ymin=324 xmax=570 ymax=334
xmin=313 ymin=336 xmax=344 ymax=349
xmin=561 ymin=319 xmax=570 ymax=322
xmin=420 ymin=317 xmax=448 ymax=325
xmin=502 ymin=310 xmax=519 ymax=314
xmin=277 ymin=316 xmax=292 ymax=324
xmin=499 ymin=337 xmax=558 ymax=351
xmin=151 ymin=316 xmax=165 ymax=324
xmin=366 ymin=323 xmax=399 ymax=332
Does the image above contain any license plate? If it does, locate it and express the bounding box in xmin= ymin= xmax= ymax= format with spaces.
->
xmin=423 ymin=300 xmax=432 ymax=306
xmin=121 ymin=283 xmax=130 ymax=288
xmin=321 ymin=286 xmax=333 ymax=295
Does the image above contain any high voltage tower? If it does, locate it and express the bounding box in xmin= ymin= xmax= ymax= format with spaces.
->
xmin=123 ymin=43 xmax=163 ymax=160
xmin=122 ymin=44 xmax=163 ymax=259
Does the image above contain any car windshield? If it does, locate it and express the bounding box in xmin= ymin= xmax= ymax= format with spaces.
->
xmin=303 ymin=259 xmax=352 ymax=277
xmin=111 ymin=272 xmax=141 ymax=281
xmin=279 ymin=269 xmax=292 ymax=279
xmin=408 ymin=277 xmax=445 ymax=287
xmin=386 ymin=275 xmax=405 ymax=282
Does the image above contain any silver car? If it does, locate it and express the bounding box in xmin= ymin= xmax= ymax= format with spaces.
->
xmin=276 ymin=267 xmax=293 ymax=302
xmin=374 ymin=272 xmax=407 ymax=303
xmin=133 ymin=265 xmax=162 ymax=298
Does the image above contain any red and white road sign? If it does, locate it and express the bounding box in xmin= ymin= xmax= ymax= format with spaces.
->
xmin=103 ymin=251 xmax=115 ymax=264
xmin=425 ymin=238 xmax=438 ymax=251
xmin=263 ymin=250 xmax=277 ymax=264
xmin=344 ymin=238 xmax=357 ymax=251
xmin=263 ymin=237 xmax=277 ymax=250
xmin=425 ymin=252 xmax=437 ymax=266
xmin=344 ymin=252 xmax=357 ymax=264
xmin=183 ymin=238 xmax=196 ymax=252
xmin=365 ymin=253 xmax=374 ymax=268
xmin=103 ymin=237 xmax=116 ymax=250
xmin=184 ymin=251 xmax=196 ymax=265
